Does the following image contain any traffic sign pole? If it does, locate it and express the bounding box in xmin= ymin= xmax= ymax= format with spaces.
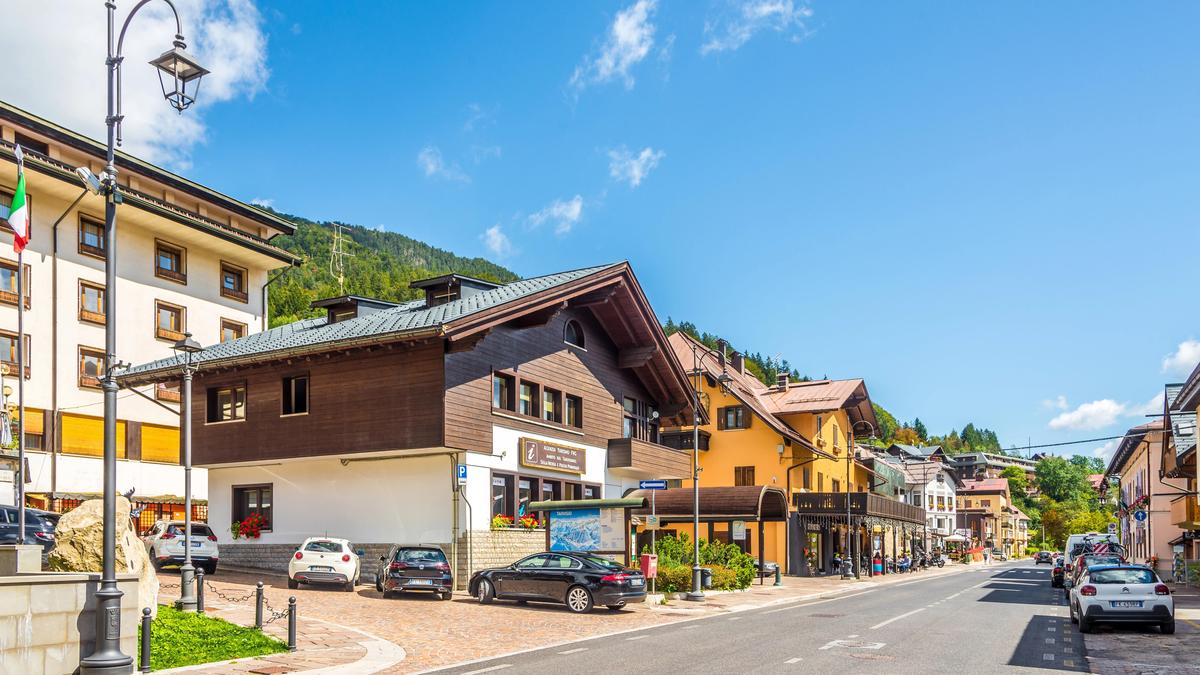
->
xmin=651 ymin=490 xmax=656 ymax=595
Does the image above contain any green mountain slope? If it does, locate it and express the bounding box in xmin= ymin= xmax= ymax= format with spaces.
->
xmin=265 ymin=212 xmax=518 ymax=327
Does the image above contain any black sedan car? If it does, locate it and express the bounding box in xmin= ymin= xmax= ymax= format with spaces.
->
xmin=1051 ymin=556 xmax=1066 ymax=587
xmin=0 ymin=505 xmax=57 ymax=556
xmin=1034 ymin=551 xmax=1053 ymax=564
xmin=469 ymin=551 xmax=646 ymax=613
xmin=375 ymin=545 xmax=453 ymax=600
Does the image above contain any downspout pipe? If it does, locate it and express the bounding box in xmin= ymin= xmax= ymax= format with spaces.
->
xmin=260 ymin=263 xmax=295 ymax=332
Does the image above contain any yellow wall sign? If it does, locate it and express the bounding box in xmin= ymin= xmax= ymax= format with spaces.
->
xmin=519 ymin=437 xmax=585 ymax=474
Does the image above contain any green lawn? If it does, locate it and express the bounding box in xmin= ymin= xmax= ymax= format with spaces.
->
xmin=138 ymin=605 xmax=289 ymax=671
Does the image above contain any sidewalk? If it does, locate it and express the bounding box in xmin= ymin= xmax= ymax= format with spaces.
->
xmin=1083 ymin=582 xmax=1200 ymax=675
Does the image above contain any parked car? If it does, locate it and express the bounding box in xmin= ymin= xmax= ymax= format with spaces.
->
xmin=142 ymin=521 xmax=219 ymax=574
xmin=1067 ymin=565 xmax=1174 ymax=634
xmin=0 ymin=505 xmax=56 ymax=556
xmin=1051 ymin=556 xmax=1066 ymax=588
xmin=469 ymin=551 xmax=646 ymax=614
xmin=375 ymin=545 xmax=453 ymax=600
xmin=1034 ymin=551 xmax=1053 ymax=564
xmin=1069 ymin=554 xmax=1125 ymax=589
xmin=288 ymin=537 xmax=360 ymax=591
xmin=991 ymin=549 xmax=1008 ymax=562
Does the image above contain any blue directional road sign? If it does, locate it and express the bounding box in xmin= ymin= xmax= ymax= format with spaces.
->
xmin=1134 ymin=509 xmax=1148 ymax=522
xmin=639 ymin=480 xmax=668 ymax=490
xmin=457 ymin=464 xmax=468 ymax=486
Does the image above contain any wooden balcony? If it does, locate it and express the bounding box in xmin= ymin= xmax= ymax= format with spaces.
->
xmin=793 ymin=491 xmax=926 ymax=525
xmin=1171 ymin=496 xmax=1200 ymax=530
xmin=607 ymin=436 xmax=691 ymax=480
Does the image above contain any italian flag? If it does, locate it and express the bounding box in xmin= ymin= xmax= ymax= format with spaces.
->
xmin=7 ymin=167 xmax=28 ymax=253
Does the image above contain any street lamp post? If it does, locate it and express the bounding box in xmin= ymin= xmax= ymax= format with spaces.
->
xmin=82 ymin=3 xmax=207 ymax=672
xmin=686 ymin=339 xmax=733 ymax=601
xmin=172 ymin=333 xmax=202 ymax=612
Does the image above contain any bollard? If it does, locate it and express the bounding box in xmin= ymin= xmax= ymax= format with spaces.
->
xmin=196 ymin=567 xmax=205 ymax=614
xmin=140 ymin=607 xmax=152 ymax=673
xmin=255 ymin=581 xmax=264 ymax=629
xmin=774 ymin=567 xmax=782 ymax=587
xmin=287 ymin=596 xmax=297 ymax=652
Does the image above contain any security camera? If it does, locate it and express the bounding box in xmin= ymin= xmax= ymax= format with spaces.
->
xmin=76 ymin=167 xmax=104 ymax=195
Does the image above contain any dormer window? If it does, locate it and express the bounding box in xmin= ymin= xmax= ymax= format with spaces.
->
xmin=311 ymin=295 xmax=400 ymax=324
xmin=410 ymin=274 xmax=501 ymax=308
xmin=564 ymin=320 xmax=585 ymax=349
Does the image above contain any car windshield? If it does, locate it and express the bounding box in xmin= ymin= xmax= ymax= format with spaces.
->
xmin=167 ymin=524 xmax=214 ymax=537
xmin=576 ymin=554 xmax=624 ymax=570
xmin=396 ymin=548 xmax=447 ymax=564
xmin=1089 ymin=568 xmax=1156 ymax=585
xmin=304 ymin=540 xmax=344 ymax=553
xmin=1082 ymin=556 xmax=1122 ymax=567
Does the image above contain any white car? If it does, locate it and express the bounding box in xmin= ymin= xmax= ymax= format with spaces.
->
xmin=288 ymin=537 xmax=360 ymax=591
xmin=1068 ymin=564 xmax=1174 ymax=634
xmin=142 ymin=521 xmax=219 ymax=574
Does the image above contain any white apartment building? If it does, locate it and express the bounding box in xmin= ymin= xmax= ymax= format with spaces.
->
xmin=896 ymin=460 xmax=958 ymax=551
xmin=0 ymin=100 xmax=298 ymax=528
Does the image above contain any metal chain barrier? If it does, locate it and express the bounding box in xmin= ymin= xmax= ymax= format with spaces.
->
xmin=203 ymin=584 xmax=258 ymax=604
xmin=260 ymin=593 xmax=291 ymax=625
xmin=158 ymin=582 xmax=180 ymax=590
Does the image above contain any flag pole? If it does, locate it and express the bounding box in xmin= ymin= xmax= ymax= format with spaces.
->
xmin=13 ymin=144 xmax=24 ymax=543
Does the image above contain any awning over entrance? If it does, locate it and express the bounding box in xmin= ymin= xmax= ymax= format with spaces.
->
xmin=628 ymin=486 xmax=789 ymax=523
xmin=792 ymin=491 xmax=925 ymax=526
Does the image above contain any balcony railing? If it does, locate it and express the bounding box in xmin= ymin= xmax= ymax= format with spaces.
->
xmin=608 ymin=437 xmax=690 ymax=480
xmin=793 ymin=492 xmax=926 ymax=525
xmin=1171 ymin=496 xmax=1200 ymax=530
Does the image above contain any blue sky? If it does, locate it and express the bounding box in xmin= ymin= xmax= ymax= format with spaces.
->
xmin=13 ymin=1 xmax=1200 ymax=459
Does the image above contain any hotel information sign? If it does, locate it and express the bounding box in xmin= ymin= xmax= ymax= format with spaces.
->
xmin=519 ymin=437 xmax=585 ymax=474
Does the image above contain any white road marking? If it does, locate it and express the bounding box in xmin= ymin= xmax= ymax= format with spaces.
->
xmin=1043 ymin=653 xmax=1055 ymax=661
xmin=785 ymin=657 xmax=803 ymax=664
xmin=870 ymin=607 xmax=925 ymax=630
xmin=463 ymin=666 xmax=512 ymax=675
xmin=626 ymin=635 xmax=648 ymax=641
xmin=558 ymin=648 xmax=587 ymax=655
xmin=944 ymin=592 xmax=961 ymax=600
xmin=728 ymin=617 xmax=741 ymax=621
xmin=1045 ymin=638 xmax=1055 ymax=644
xmin=680 ymin=625 xmax=698 ymax=630
xmin=761 ymin=590 xmax=875 ymax=615
xmin=847 ymin=634 xmax=859 ymax=638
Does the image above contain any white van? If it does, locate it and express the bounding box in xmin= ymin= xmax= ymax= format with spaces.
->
xmin=1063 ymin=532 xmax=1120 ymax=570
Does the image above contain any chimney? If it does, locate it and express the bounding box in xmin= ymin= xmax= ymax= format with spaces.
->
xmin=776 ymin=372 xmax=789 ymax=390
xmin=731 ymin=351 xmax=744 ymax=375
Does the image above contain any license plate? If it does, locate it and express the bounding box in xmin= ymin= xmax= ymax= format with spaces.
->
xmin=1111 ymin=601 xmax=1143 ymax=608
xmin=191 ymin=541 xmax=202 ymax=547
xmin=310 ymin=566 xmax=333 ymax=572
xmin=630 ymin=578 xmax=644 ymax=587
xmin=408 ymin=579 xmax=434 ymax=585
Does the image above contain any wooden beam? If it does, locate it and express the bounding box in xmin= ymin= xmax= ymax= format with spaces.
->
xmin=572 ymin=284 xmax=622 ymax=307
xmin=446 ymin=330 xmax=490 ymax=354
xmin=617 ymin=344 xmax=658 ymax=369
xmin=511 ymin=301 xmax=566 ymax=329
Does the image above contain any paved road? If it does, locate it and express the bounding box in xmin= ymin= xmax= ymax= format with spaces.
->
xmin=430 ymin=562 xmax=1095 ymax=674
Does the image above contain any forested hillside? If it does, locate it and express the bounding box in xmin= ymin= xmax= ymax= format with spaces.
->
xmin=265 ymin=212 xmax=518 ymax=327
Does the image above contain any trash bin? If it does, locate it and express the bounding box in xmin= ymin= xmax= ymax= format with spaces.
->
xmin=700 ymin=567 xmax=713 ymax=589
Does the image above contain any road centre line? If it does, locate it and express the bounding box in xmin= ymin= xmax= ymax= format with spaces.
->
xmin=558 ymin=648 xmax=587 ymax=655
xmin=462 ymin=666 xmax=511 ymax=675
xmin=870 ymin=607 xmax=926 ymax=630
xmin=626 ymin=635 xmax=648 ymax=641
xmin=785 ymin=658 xmax=803 ymax=664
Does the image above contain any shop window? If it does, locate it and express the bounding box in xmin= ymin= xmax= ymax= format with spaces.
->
xmin=282 ymin=375 xmax=309 ymax=416
xmin=542 ymin=388 xmax=562 ymax=423
xmin=583 ymin=484 xmax=599 ymax=499
xmin=565 ymin=395 xmax=583 ymax=428
xmin=232 ymin=484 xmax=272 ymax=531
xmin=206 ymin=384 xmax=246 ymax=423
xmin=492 ymin=473 xmax=514 ymax=519
xmin=154 ymin=240 xmax=187 ymax=284
xmin=492 ymin=372 xmax=514 ymax=411
xmin=734 ymin=466 xmax=755 ymax=487
xmin=221 ymin=318 xmax=246 ymax=343
xmin=78 ymin=215 xmax=106 ymax=258
xmin=518 ymin=478 xmax=534 ymax=516
xmin=78 ymin=346 xmax=104 ymax=388
xmin=0 ymin=259 xmax=29 ymax=308
xmin=564 ymin=320 xmax=585 ymax=349
xmin=220 ymin=261 xmax=248 ymax=302
xmin=79 ymin=281 xmax=105 ymax=324
xmin=541 ymin=479 xmax=561 ymax=502
xmin=155 ymin=300 xmax=186 ymax=341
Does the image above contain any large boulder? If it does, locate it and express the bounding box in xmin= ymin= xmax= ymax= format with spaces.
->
xmin=48 ymin=496 xmax=160 ymax=616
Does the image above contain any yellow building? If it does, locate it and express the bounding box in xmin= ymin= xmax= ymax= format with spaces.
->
xmin=956 ymin=478 xmax=1019 ymax=556
xmin=658 ymin=333 xmax=913 ymax=576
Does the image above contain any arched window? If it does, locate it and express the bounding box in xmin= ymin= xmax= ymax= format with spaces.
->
xmin=564 ymin=320 xmax=585 ymax=348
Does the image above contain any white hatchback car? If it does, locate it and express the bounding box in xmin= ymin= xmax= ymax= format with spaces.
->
xmin=288 ymin=537 xmax=360 ymax=591
xmin=142 ymin=521 xmax=220 ymax=574
xmin=1068 ymin=564 xmax=1174 ymax=634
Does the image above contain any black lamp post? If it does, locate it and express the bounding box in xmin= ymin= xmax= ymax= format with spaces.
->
xmin=686 ymin=339 xmax=733 ymax=601
xmin=82 ymin=3 xmax=207 ymax=672
xmin=171 ymin=333 xmax=202 ymax=612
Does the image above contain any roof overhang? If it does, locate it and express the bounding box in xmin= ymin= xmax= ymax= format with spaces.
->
xmin=629 ymin=486 xmax=789 ymax=522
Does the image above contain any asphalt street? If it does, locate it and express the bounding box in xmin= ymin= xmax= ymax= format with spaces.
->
xmin=430 ymin=562 xmax=1096 ymax=674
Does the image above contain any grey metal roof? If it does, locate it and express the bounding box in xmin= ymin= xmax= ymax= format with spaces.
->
xmin=119 ymin=263 xmax=619 ymax=382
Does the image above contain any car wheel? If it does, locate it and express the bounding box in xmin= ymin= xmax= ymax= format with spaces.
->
xmin=1069 ymin=601 xmax=1078 ymax=624
xmin=516 ymin=600 xmax=528 ymax=605
xmin=382 ymin=590 xmax=392 ymax=599
xmin=344 ymin=580 xmax=355 ymax=592
xmin=287 ymin=578 xmax=298 ymax=590
xmin=1161 ymin=619 xmax=1176 ymax=635
xmin=477 ymin=579 xmax=494 ymax=604
xmin=1078 ymin=617 xmax=1092 ymax=634
xmin=606 ymin=602 xmax=626 ymax=611
xmin=565 ymin=585 xmax=593 ymax=614
xmin=440 ymin=592 xmax=453 ymax=601
xmin=203 ymin=563 xmax=217 ymax=575
xmin=376 ymin=576 xmax=384 ymax=593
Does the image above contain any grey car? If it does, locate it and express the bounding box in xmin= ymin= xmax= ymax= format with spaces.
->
xmin=0 ymin=505 xmax=57 ymax=556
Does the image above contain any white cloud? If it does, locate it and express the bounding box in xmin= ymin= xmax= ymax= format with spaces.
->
xmin=608 ymin=146 xmax=665 ymax=187
xmin=463 ymin=102 xmax=496 ymax=133
xmin=480 ymin=224 xmax=513 ymax=258
xmin=1162 ymin=339 xmax=1200 ymax=375
xmin=0 ymin=1 xmax=269 ymax=169
xmin=250 ymin=197 xmax=274 ymax=209
xmin=1041 ymin=395 xmax=1069 ymax=411
xmin=1048 ymin=399 xmax=1126 ymax=431
xmin=570 ymin=0 xmax=658 ymax=91
xmin=528 ymin=195 xmax=584 ymax=235
xmin=1092 ymin=440 xmax=1118 ymax=462
xmin=701 ymin=0 xmax=813 ymax=55
xmin=417 ymin=145 xmax=469 ymax=182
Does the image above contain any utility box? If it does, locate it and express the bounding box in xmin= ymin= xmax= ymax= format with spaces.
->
xmin=640 ymin=553 xmax=658 ymax=579
xmin=701 ymin=567 xmax=713 ymax=589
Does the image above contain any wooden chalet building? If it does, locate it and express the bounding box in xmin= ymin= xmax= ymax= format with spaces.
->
xmin=118 ymin=262 xmax=696 ymax=576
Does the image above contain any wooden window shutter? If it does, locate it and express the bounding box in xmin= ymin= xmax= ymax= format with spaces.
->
xmin=716 ymin=407 xmax=726 ymax=430
xmin=742 ymin=407 xmax=752 ymax=429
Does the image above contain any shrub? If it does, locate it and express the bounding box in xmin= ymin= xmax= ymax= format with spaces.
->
xmin=653 ymin=565 xmax=694 ymax=594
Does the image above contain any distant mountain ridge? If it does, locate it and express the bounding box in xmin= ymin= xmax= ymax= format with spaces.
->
xmin=264 ymin=210 xmax=518 ymax=327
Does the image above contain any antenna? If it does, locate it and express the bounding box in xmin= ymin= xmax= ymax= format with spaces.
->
xmin=329 ymin=224 xmax=354 ymax=294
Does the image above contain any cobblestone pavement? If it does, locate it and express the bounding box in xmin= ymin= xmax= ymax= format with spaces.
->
xmin=154 ymin=562 xmax=974 ymax=673
xmin=1084 ymin=585 xmax=1200 ymax=675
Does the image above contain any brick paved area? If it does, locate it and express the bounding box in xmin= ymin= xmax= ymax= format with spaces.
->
xmin=1083 ymin=585 xmax=1200 ymax=675
xmin=153 ymin=563 xmax=973 ymax=673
